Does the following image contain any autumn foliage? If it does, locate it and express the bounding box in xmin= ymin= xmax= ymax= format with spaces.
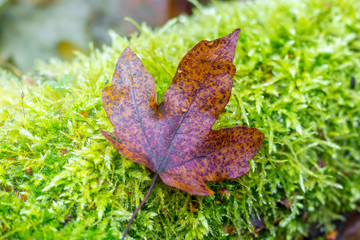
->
xmin=101 ymin=29 xmax=264 ymax=238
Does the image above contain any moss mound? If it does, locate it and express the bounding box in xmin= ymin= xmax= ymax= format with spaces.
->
xmin=1 ymin=0 xmax=360 ymax=239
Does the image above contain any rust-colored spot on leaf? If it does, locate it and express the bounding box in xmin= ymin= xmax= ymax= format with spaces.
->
xmin=101 ymin=29 xmax=265 ymax=239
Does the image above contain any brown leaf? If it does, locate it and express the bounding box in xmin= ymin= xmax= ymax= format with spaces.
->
xmin=101 ymin=29 xmax=265 ymax=239
xmin=101 ymin=29 xmax=264 ymax=196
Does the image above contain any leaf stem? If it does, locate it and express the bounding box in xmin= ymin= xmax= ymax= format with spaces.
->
xmin=121 ymin=173 xmax=158 ymax=240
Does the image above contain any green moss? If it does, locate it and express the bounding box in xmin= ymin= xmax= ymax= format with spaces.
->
xmin=1 ymin=0 xmax=360 ymax=239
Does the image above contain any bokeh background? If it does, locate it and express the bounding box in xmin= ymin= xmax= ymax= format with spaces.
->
xmin=0 ymin=0 xmax=212 ymax=73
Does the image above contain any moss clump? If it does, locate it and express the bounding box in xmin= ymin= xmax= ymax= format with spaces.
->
xmin=1 ymin=0 xmax=360 ymax=239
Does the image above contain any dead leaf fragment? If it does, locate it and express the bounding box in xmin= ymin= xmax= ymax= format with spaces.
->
xmin=251 ymin=214 xmax=265 ymax=233
xmin=281 ymin=197 xmax=291 ymax=209
xmin=64 ymin=214 xmax=73 ymax=222
xmin=224 ymin=224 xmax=236 ymax=234
xmin=326 ymin=230 xmax=338 ymax=240
xmin=25 ymin=167 xmax=32 ymax=175
xmin=218 ymin=188 xmax=231 ymax=200
xmin=273 ymin=217 xmax=282 ymax=225
xmin=101 ymin=29 xmax=264 ymax=196
xmin=24 ymin=78 xmax=38 ymax=86
xmin=191 ymin=205 xmax=199 ymax=213
xmin=20 ymin=194 xmax=27 ymax=202
xmin=79 ymin=110 xmax=90 ymax=118
xmin=61 ymin=149 xmax=68 ymax=156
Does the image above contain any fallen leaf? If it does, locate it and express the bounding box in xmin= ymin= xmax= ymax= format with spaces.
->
xmin=101 ymin=29 xmax=264 ymax=239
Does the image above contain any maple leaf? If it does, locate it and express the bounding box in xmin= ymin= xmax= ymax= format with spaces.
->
xmin=101 ymin=29 xmax=264 ymax=238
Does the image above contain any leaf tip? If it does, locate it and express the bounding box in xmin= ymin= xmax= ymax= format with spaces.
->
xmin=232 ymin=28 xmax=241 ymax=36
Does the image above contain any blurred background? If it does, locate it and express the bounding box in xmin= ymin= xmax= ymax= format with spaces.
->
xmin=0 ymin=0 xmax=213 ymax=74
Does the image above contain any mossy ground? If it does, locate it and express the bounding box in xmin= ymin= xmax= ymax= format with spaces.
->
xmin=1 ymin=0 xmax=360 ymax=239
